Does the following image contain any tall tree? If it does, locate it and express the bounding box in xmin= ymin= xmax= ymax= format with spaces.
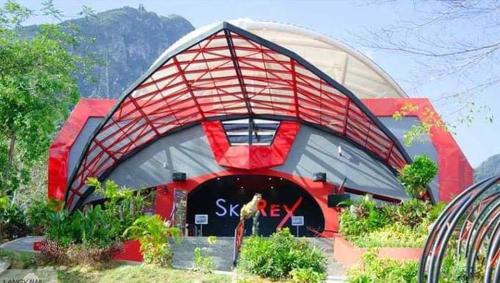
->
xmin=0 ymin=1 xmax=89 ymax=197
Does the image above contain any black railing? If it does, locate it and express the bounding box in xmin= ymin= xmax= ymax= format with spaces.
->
xmin=418 ymin=174 xmax=500 ymax=283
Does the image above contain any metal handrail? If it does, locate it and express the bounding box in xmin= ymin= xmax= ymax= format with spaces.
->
xmin=233 ymin=220 xmax=245 ymax=266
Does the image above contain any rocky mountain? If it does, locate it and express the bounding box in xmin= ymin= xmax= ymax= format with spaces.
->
xmin=475 ymin=154 xmax=500 ymax=181
xmin=25 ymin=6 xmax=194 ymax=98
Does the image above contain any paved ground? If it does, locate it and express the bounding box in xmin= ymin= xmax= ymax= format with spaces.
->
xmin=171 ymin=236 xmax=346 ymax=281
xmin=0 ymin=236 xmax=43 ymax=253
xmin=1 ymin=236 xmax=346 ymax=282
xmin=0 ymin=259 xmax=10 ymax=275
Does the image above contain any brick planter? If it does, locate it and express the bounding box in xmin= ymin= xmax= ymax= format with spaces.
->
xmin=112 ymin=240 xmax=143 ymax=262
xmin=333 ymin=234 xmax=422 ymax=268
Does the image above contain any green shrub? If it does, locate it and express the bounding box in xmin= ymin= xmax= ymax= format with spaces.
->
xmin=44 ymin=179 xmax=148 ymax=248
xmin=398 ymin=155 xmax=438 ymax=198
xmin=238 ymin=228 xmax=327 ymax=280
xmin=41 ymin=179 xmax=151 ymax=264
xmin=440 ymin=252 xmax=467 ymax=283
xmin=45 ymin=204 xmax=124 ymax=248
xmin=290 ymin=267 xmax=326 ymax=283
xmin=347 ymin=250 xmax=418 ymax=283
xmin=124 ymin=214 xmax=181 ymax=266
xmin=427 ymin=202 xmax=446 ymax=222
xmin=340 ymin=195 xmax=444 ymax=248
xmin=0 ymin=199 xmax=28 ymax=241
xmin=26 ymin=198 xmax=61 ymax=235
xmin=395 ymin=199 xmax=429 ymax=228
xmin=193 ymin=236 xmax=217 ymax=273
xmin=348 ymin=223 xmax=427 ymax=248
xmin=340 ymin=195 xmax=390 ymax=237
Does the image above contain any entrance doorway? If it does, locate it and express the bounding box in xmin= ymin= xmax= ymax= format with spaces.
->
xmin=186 ymin=175 xmax=325 ymax=237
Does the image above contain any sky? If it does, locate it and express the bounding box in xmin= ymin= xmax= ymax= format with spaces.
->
xmin=5 ymin=0 xmax=500 ymax=167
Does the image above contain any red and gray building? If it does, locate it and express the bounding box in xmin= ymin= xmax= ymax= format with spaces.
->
xmin=48 ymin=20 xmax=473 ymax=237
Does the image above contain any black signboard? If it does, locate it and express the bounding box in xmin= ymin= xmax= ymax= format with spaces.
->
xmin=187 ymin=175 xmax=324 ymax=237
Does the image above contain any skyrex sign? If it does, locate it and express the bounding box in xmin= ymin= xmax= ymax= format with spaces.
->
xmin=186 ymin=176 xmax=324 ymax=236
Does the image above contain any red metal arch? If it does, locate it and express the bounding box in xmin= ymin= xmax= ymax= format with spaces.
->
xmin=65 ymin=22 xmax=411 ymax=210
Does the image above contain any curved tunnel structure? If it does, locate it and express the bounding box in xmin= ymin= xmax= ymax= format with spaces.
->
xmin=64 ymin=21 xmax=411 ymax=211
xmin=47 ymin=19 xmax=474 ymax=238
xmin=419 ymin=174 xmax=500 ymax=282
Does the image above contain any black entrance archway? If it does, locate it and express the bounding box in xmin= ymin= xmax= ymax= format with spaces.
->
xmin=186 ymin=175 xmax=325 ymax=237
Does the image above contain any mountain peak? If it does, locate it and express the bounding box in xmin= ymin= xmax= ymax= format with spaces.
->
xmin=475 ymin=154 xmax=500 ymax=181
xmin=56 ymin=6 xmax=195 ymax=98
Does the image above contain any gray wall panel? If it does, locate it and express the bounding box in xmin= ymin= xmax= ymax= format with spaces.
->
xmin=275 ymin=126 xmax=407 ymax=199
xmin=379 ymin=117 xmax=439 ymax=201
xmin=68 ymin=117 xmax=103 ymax=179
xmin=107 ymin=126 xmax=224 ymax=188
xmin=102 ymin=124 xmax=408 ymax=200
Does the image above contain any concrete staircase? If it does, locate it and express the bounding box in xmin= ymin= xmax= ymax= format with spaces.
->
xmin=170 ymin=236 xmax=345 ymax=279
xmin=170 ymin=237 xmax=235 ymax=271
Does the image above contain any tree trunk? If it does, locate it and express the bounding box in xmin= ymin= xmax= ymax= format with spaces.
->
xmin=7 ymin=134 xmax=16 ymax=168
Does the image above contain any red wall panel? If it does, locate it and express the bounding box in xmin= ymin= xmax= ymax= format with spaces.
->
xmin=363 ymin=98 xmax=474 ymax=201
xmin=48 ymin=99 xmax=114 ymax=200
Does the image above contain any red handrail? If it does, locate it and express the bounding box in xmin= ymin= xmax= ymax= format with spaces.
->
xmin=233 ymin=220 xmax=245 ymax=266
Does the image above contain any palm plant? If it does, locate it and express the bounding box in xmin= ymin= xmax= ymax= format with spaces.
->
xmin=123 ymin=215 xmax=181 ymax=266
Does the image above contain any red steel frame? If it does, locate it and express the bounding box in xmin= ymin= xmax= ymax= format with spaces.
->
xmin=64 ymin=23 xmax=410 ymax=210
xmin=49 ymin=97 xmax=474 ymax=205
xmin=48 ymin=99 xmax=115 ymax=200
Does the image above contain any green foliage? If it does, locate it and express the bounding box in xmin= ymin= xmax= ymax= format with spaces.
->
xmin=238 ymin=228 xmax=327 ymax=280
xmin=86 ymin=177 xmax=150 ymax=230
xmin=25 ymin=198 xmax=61 ymax=235
xmin=347 ymin=250 xmax=418 ymax=283
xmin=441 ymin=252 xmax=467 ymax=283
xmin=395 ymin=198 xmax=429 ymax=228
xmin=348 ymin=223 xmax=427 ymax=248
xmin=45 ymin=205 xmax=121 ymax=248
xmin=0 ymin=198 xmax=28 ymax=241
xmin=398 ymin=155 xmax=438 ymax=198
xmin=193 ymin=236 xmax=216 ymax=273
xmin=290 ymin=267 xmax=326 ymax=283
xmin=0 ymin=1 xmax=95 ymax=197
xmin=339 ymin=194 xmax=443 ymax=248
xmin=339 ymin=195 xmax=390 ymax=237
xmin=427 ymin=202 xmax=446 ymax=222
xmin=44 ymin=179 xmax=146 ymax=249
xmin=123 ymin=214 xmax=181 ymax=266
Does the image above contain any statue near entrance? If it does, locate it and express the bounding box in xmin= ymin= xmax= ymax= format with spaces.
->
xmin=239 ymin=193 xmax=262 ymax=235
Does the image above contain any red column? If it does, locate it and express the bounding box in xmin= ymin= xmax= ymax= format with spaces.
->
xmin=155 ymin=185 xmax=174 ymax=220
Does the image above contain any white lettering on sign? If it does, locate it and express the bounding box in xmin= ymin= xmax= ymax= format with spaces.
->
xmin=216 ymin=198 xmax=240 ymax=217
xmin=230 ymin=203 xmax=239 ymax=217
xmin=215 ymin=198 xmax=227 ymax=216
xmin=195 ymin=214 xmax=208 ymax=225
xmin=291 ymin=216 xmax=304 ymax=226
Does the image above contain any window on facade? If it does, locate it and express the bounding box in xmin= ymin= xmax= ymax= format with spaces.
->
xmin=222 ymin=118 xmax=280 ymax=146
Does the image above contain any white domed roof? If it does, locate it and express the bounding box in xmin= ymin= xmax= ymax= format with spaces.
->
xmin=155 ymin=18 xmax=407 ymax=98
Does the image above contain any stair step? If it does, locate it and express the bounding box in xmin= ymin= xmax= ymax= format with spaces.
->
xmin=170 ymin=236 xmax=345 ymax=277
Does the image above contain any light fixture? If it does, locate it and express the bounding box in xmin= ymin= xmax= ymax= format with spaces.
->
xmin=338 ymin=145 xmax=343 ymax=157
xmin=172 ymin=172 xmax=186 ymax=182
xmin=313 ymin=172 xmax=326 ymax=182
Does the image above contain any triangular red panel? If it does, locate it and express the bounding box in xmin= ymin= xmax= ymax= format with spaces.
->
xmin=202 ymin=121 xmax=300 ymax=170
